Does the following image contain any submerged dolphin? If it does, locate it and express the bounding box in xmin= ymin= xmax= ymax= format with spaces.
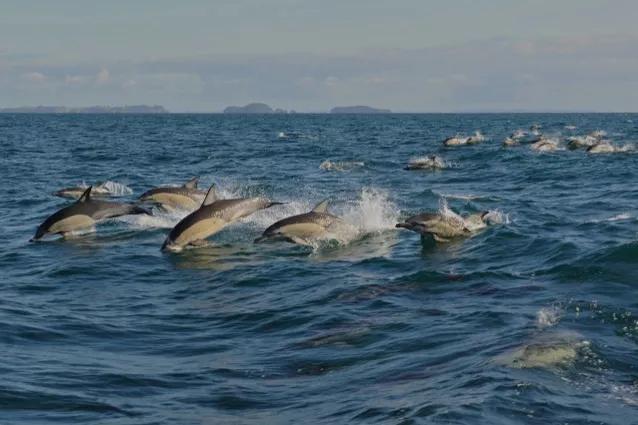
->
xmin=32 ymin=186 xmax=151 ymax=241
xmin=254 ymin=200 xmax=354 ymax=246
xmin=396 ymin=211 xmax=489 ymax=242
xmin=162 ymin=185 xmax=280 ymax=252
xmin=139 ymin=177 xmax=206 ymax=211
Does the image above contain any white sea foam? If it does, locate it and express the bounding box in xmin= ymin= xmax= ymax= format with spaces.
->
xmin=537 ymin=306 xmax=562 ymax=329
xmin=99 ymin=181 xmax=133 ymax=196
xmin=341 ymin=187 xmax=400 ymax=234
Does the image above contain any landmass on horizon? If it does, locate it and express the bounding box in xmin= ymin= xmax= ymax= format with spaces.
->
xmin=0 ymin=103 xmax=394 ymax=114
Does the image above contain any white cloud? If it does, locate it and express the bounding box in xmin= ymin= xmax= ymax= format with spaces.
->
xmin=21 ymin=71 xmax=46 ymax=82
xmin=96 ymin=68 xmax=110 ymax=84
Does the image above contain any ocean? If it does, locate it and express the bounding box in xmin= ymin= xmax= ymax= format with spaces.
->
xmin=1 ymin=113 xmax=638 ymax=424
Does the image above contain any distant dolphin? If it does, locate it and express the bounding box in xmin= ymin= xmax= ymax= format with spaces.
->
xmin=396 ymin=211 xmax=489 ymax=242
xmin=405 ymin=155 xmax=446 ymax=170
xmin=139 ymin=177 xmax=206 ymax=211
xmin=32 ymin=186 xmax=151 ymax=241
xmin=254 ymin=200 xmax=354 ymax=246
xmin=54 ymin=183 xmax=112 ymax=199
xmin=162 ymin=185 xmax=281 ymax=252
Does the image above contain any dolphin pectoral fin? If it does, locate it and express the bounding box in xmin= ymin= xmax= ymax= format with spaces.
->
xmin=287 ymin=236 xmax=312 ymax=246
xmin=433 ymin=234 xmax=450 ymax=243
xmin=188 ymin=239 xmax=211 ymax=247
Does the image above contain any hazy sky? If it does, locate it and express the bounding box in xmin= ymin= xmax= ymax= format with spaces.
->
xmin=2 ymin=0 xmax=637 ymax=111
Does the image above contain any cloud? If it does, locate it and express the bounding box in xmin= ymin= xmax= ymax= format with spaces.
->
xmin=95 ymin=68 xmax=110 ymax=84
xmin=21 ymin=71 xmax=47 ymax=82
xmin=1 ymin=34 xmax=638 ymax=111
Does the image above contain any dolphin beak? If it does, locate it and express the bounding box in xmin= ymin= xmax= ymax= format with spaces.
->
xmin=254 ymin=236 xmax=269 ymax=243
xmin=396 ymin=223 xmax=408 ymax=229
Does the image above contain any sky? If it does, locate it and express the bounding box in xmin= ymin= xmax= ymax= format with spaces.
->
xmin=1 ymin=0 xmax=637 ymax=112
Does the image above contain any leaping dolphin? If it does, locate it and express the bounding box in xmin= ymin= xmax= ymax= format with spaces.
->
xmin=254 ymin=200 xmax=354 ymax=246
xmin=139 ymin=177 xmax=206 ymax=211
xmin=396 ymin=210 xmax=489 ymax=242
xmin=32 ymin=186 xmax=151 ymax=241
xmin=162 ymin=184 xmax=281 ymax=252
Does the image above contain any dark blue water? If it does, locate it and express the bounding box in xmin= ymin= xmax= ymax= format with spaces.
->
xmin=1 ymin=113 xmax=638 ymax=424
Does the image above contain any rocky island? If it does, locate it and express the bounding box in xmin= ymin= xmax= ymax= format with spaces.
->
xmin=330 ymin=105 xmax=392 ymax=114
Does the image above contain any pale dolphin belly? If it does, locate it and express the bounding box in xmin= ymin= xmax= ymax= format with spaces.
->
xmin=48 ymin=215 xmax=96 ymax=234
xmin=148 ymin=193 xmax=201 ymax=210
xmin=279 ymin=222 xmax=328 ymax=240
xmin=173 ymin=217 xmax=227 ymax=246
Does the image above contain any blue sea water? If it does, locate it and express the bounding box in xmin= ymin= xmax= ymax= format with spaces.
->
xmin=1 ymin=113 xmax=638 ymax=424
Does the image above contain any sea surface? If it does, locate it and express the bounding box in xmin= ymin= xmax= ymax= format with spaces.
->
xmin=1 ymin=113 xmax=638 ymax=424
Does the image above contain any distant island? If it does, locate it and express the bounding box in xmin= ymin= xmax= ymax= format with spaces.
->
xmin=223 ymin=103 xmax=291 ymax=114
xmin=330 ymin=105 xmax=392 ymax=114
xmin=0 ymin=105 xmax=168 ymax=114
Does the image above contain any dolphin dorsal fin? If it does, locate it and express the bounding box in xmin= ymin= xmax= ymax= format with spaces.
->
xmin=201 ymin=184 xmax=218 ymax=207
xmin=184 ymin=177 xmax=199 ymax=189
xmin=311 ymin=199 xmax=329 ymax=213
xmin=78 ymin=186 xmax=92 ymax=203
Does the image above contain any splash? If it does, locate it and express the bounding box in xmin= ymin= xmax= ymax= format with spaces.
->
xmin=341 ymin=187 xmax=401 ymax=235
xmin=483 ymin=209 xmax=510 ymax=225
xmin=98 ymin=181 xmax=133 ymax=196
xmin=536 ymin=306 xmax=562 ymax=329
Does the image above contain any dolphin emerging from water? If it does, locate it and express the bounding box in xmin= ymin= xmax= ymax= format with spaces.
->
xmin=254 ymin=200 xmax=354 ymax=246
xmin=162 ymin=184 xmax=281 ymax=252
xmin=396 ymin=211 xmax=489 ymax=242
xmin=32 ymin=186 xmax=151 ymax=241
xmin=139 ymin=177 xmax=206 ymax=211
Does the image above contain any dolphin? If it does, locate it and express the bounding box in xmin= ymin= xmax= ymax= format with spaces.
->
xmin=396 ymin=211 xmax=489 ymax=242
xmin=54 ymin=183 xmax=112 ymax=199
xmin=405 ymin=155 xmax=446 ymax=170
xmin=139 ymin=177 xmax=207 ymax=211
xmin=162 ymin=185 xmax=281 ymax=252
xmin=443 ymin=136 xmax=470 ymax=146
xmin=254 ymin=200 xmax=354 ymax=246
xmin=32 ymin=186 xmax=151 ymax=241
